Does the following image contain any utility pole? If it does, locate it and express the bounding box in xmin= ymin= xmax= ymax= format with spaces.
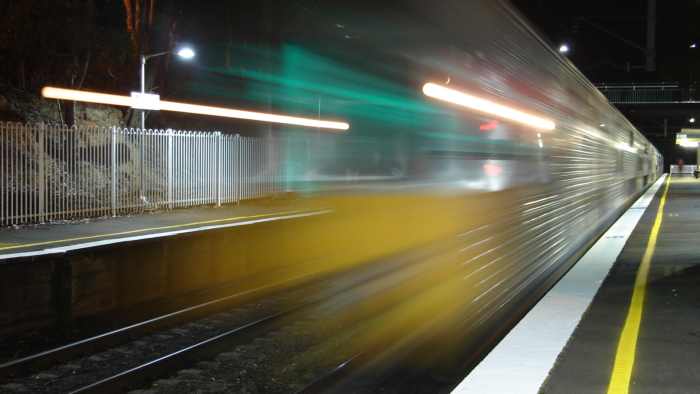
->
xmin=576 ymin=0 xmax=656 ymax=72
xmin=663 ymin=118 xmax=668 ymax=138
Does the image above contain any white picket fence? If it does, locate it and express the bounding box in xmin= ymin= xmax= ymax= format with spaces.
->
xmin=0 ymin=123 xmax=283 ymax=226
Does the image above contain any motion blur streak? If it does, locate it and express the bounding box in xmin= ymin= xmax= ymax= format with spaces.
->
xmin=40 ymin=86 xmax=350 ymax=130
xmin=615 ymin=142 xmax=638 ymax=153
xmin=483 ymin=163 xmax=503 ymax=177
xmin=41 ymin=86 xmax=133 ymax=107
xmin=422 ymin=82 xmax=557 ymax=130
xmin=159 ymin=100 xmax=349 ymax=131
xmin=479 ymin=120 xmax=499 ymax=131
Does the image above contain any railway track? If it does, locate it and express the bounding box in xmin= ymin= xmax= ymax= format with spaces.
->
xmin=0 ymin=272 xmax=315 ymax=380
xmin=1 ymin=245 xmax=451 ymax=394
xmin=127 ymin=244 xmax=469 ymax=394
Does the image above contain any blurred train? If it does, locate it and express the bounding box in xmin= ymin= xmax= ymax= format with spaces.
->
xmin=181 ymin=0 xmax=664 ymax=383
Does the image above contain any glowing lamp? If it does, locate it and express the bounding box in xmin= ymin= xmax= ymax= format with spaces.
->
xmin=176 ymin=47 xmax=195 ymax=60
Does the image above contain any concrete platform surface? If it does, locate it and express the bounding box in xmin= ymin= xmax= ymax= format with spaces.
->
xmin=542 ymin=175 xmax=700 ymax=394
xmin=0 ymin=201 xmax=326 ymax=262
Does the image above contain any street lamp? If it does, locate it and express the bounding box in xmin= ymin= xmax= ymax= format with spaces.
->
xmin=559 ymin=44 xmax=570 ymax=54
xmin=139 ymin=46 xmax=195 ymax=204
xmin=176 ymin=47 xmax=196 ymax=60
xmin=690 ymin=117 xmax=696 ymax=124
xmin=140 ymin=46 xmax=196 ymax=130
xmin=691 ymin=43 xmax=697 ymax=49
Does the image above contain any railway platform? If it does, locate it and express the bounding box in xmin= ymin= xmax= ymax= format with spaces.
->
xmin=455 ymin=173 xmax=700 ymax=394
xmin=0 ymin=200 xmax=322 ymax=262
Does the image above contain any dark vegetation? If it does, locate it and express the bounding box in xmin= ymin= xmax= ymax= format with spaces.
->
xmin=0 ymin=0 xmax=182 ymax=126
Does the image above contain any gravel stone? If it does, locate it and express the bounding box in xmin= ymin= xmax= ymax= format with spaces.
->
xmin=32 ymin=372 xmax=58 ymax=379
xmin=153 ymin=378 xmax=181 ymax=387
xmin=196 ymin=361 xmax=220 ymax=369
xmin=57 ymin=363 xmax=82 ymax=371
xmin=170 ymin=328 xmax=190 ymax=336
xmin=0 ymin=383 xmax=28 ymax=392
xmin=177 ymin=369 xmax=202 ymax=377
xmin=216 ymin=351 xmax=239 ymax=361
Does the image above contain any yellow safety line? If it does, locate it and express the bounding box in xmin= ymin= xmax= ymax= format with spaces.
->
xmin=607 ymin=175 xmax=672 ymax=394
xmin=0 ymin=209 xmax=311 ymax=253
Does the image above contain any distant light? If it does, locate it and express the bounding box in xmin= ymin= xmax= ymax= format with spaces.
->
xmin=600 ymin=123 xmax=606 ymax=127
xmin=559 ymin=44 xmax=570 ymax=54
xmin=42 ymin=86 xmax=349 ymax=131
xmin=422 ymin=82 xmax=556 ymax=131
xmin=479 ymin=120 xmax=499 ymax=131
xmin=690 ymin=117 xmax=696 ymax=123
xmin=176 ymin=47 xmax=196 ymax=60
xmin=691 ymin=43 xmax=697 ymax=49
xmin=483 ymin=163 xmax=503 ymax=177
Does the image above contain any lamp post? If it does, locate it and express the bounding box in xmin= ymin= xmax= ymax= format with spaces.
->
xmin=139 ymin=46 xmax=195 ymax=205
xmin=690 ymin=43 xmax=698 ymax=100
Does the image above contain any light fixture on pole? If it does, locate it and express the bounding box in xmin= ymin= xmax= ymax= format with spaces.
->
xmin=690 ymin=117 xmax=696 ymax=124
xmin=139 ymin=45 xmax=196 ymax=205
xmin=176 ymin=47 xmax=196 ymax=60
xmin=691 ymin=43 xmax=697 ymax=49
xmin=140 ymin=46 xmax=196 ymax=129
xmin=558 ymin=44 xmax=570 ymax=54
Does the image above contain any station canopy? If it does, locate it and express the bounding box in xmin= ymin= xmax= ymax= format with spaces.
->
xmin=676 ymin=128 xmax=700 ymax=147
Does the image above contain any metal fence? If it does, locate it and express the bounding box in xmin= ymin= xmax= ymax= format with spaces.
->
xmin=0 ymin=122 xmax=283 ymax=226
xmin=596 ymin=83 xmax=699 ymax=104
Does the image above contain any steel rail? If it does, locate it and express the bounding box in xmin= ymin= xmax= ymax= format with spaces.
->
xmin=0 ymin=273 xmax=316 ymax=379
xmin=70 ymin=310 xmax=293 ymax=394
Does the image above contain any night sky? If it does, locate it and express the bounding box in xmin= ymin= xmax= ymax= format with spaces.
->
xmin=513 ymin=0 xmax=700 ymax=165
xmin=513 ymin=0 xmax=700 ymax=83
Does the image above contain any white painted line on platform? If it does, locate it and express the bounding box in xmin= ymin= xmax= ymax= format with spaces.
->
xmin=451 ymin=175 xmax=667 ymax=394
xmin=0 ymin=210 xmax=331 ymax=262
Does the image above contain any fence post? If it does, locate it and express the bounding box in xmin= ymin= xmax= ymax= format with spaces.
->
xmin=236 ymin=134 xmax=241 ymax=204
xmin=167 ymin=129 xmax=173 ymax=210
xmin=216 ymin=132 xmax=222 ymax=207
xmin=111 ymin=126 xmax=117 ymax=217
xmin=38 ymin=125 xmax=46 ymax=223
